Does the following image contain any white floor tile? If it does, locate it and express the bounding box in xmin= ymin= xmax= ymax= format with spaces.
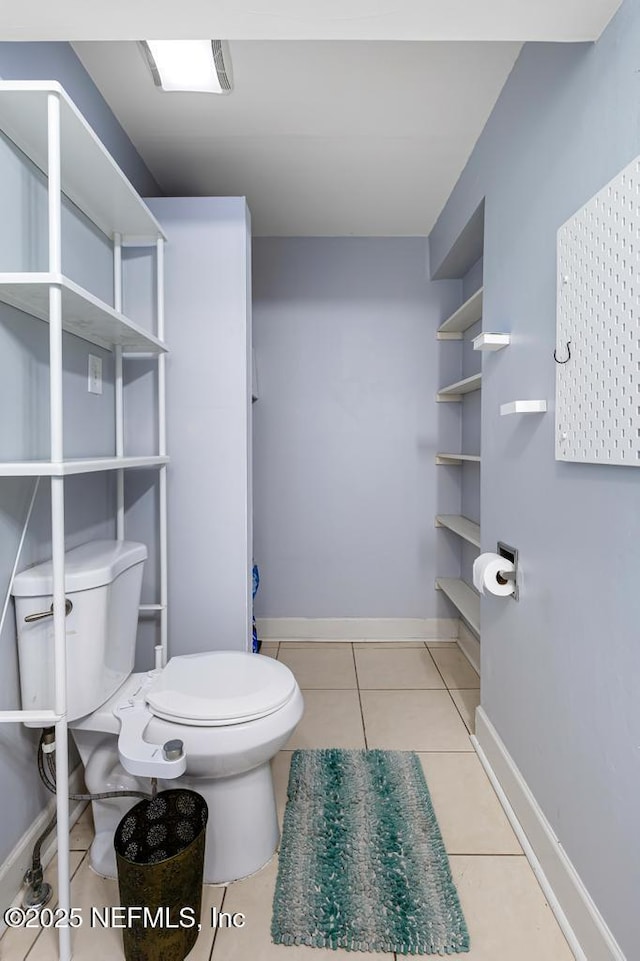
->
xmin=277 ymin=646 xmax=357 ymax=689
xmin=418 ymin=753 xmax=521 ymax=855
xmin=361 ymin=690 xmax=473 ymax=752
xmin=430 ymin=647 xmax=480 ymax=689
xmin=69 ymin=805 xmax=94 ymax=851
xmin=285 ymin=691 xmax=365 ymax=749
xmin=449 ymin=855 xmax=574 ymax=960
xmin=354 ymin=647 xmax=445 ymax=689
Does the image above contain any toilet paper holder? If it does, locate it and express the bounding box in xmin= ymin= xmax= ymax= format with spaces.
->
xmin=497 ymin=541 xmax=519 ymax=601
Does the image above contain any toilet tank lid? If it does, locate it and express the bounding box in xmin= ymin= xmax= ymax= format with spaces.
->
xmin=12 ymin=540 xmax=148 ymax=596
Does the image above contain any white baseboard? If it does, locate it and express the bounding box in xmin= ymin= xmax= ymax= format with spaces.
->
xmin=457 ymin=620 xmax=480 ymax=674
xmin=256 ymin=617 xmax=459 ymax=640
xmin=0 ymin=765 xmax=87 ymax=927
xmin=473 ymin=709 xmax=626 ymax=961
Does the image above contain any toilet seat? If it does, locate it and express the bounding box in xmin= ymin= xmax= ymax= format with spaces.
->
xmin=146 ymin=651 xmax=297 ymax=727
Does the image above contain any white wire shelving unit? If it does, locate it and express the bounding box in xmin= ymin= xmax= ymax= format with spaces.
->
xmin=0 ymin=81 xmax=169 ymax=961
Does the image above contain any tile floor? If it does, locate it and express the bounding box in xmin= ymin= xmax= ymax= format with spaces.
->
xmin=1 ymin=640 xmax=574 ymax=960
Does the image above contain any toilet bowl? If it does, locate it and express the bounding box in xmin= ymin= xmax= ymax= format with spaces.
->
xmin=12 ymin=540 xmax=304 ymax=885
xmin=72 ymin=652 xmax=304 ymax=884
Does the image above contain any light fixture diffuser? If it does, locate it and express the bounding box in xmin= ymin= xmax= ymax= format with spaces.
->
xmin=140 ymin=40 xmax=232 ymax=94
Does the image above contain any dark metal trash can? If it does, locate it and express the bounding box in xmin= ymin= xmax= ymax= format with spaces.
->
xmin=114 ymin=789 xmax=208 ymax=961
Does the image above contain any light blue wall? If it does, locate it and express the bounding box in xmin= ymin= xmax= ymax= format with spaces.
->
xmin=252 ymin=237 xmax=462 ymax=618
xmin=430 ymin=3 xmax=640 ymax=954
xmin=0 ymin=43 xmax=158 ymax=876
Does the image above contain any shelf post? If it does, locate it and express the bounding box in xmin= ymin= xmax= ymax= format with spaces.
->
xmin=157 ymin=238 xmax=168 ymax=669
xmin=48 ymin=89 xmax=72 ymax=961
xmin=114 ymin=232 xmax=125 ymax=540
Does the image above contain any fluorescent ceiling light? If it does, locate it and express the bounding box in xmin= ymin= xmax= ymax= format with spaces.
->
xmin=141 ymin=40 xmax=232 ymax=94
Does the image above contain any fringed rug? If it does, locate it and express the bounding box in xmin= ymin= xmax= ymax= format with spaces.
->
xmin=272 ymin=749 xmax=470 ymax=955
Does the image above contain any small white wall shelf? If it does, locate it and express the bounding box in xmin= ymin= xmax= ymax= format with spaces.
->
xmin=0 ymin=274 xmax=167 ymax=353
xmin=435 ymin=514 xmax=481 ymax=548
xmin=437 ymin=372 xmax=482 ymax=402
xmin=473 ymin=332 xmax=510 ymax=351
xmin=436 ymin=453 xmax=481 ymax=465
xmin=500 ymin=400 xmax=547 ymax=416
xmin=435 ymin=577 xmax=480 ymax=635
xmin=437 ymin=286 xmax=484 ymax=340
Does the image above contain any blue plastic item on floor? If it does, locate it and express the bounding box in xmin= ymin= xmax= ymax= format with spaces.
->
xmin=252 ymin=563 xmax=260 ymax=653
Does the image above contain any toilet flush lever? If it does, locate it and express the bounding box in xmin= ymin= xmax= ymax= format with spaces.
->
xmin=24 ymin=599 xmax=73 ymax=623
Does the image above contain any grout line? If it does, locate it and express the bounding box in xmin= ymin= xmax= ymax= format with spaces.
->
xmin=425 ymin=649 xmax=449 ymax=689
xmin=428 ymin=649 xmax=476 ymax=735
xmin=23 ymin=852 xmax=89 ymax=959
xmin=209 ymin=886 xmax=227 ymax=960
xmin=296 ymin=686 xmax=474 ymax=692
xmin=353 ymin=686 xmax=448 ymax=692
xmin=447 ymin=852 xmax=526 ymax=858
xmin=279 ymin=747 xmax=476 ymax=754
xmin=351 ymin=644 xmax=368 ymax=749
xmin=448 ymin=691 xmax=475 ymax=735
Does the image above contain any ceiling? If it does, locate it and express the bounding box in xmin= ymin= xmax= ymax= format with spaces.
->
xmin=66 ymin=3 xmax=622 ymax=236
xmin=75 ymin=40 xmax=522 ymax=236
xmin=4 ymin=1 xmax=624 ymax=42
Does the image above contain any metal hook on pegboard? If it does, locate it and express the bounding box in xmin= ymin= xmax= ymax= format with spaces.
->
xmin=553 ymin=341 xmax=571 ymax=364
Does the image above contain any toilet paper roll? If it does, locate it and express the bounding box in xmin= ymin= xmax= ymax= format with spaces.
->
xmin=472 ymin=552 xmax=515 ymax=597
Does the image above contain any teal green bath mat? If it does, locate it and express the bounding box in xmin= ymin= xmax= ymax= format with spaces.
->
xmin=272 ymin=748 xmax=470 ymax=955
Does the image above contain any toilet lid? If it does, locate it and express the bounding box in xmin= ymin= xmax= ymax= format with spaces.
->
xmin=146 ymin=652 xmax=297 ymax=726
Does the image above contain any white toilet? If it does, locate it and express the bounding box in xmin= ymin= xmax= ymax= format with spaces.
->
xmin=13 ymin=540 xmax=304 ymax=884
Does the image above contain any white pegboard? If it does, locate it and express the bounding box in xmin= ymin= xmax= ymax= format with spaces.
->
xmin=556 ymin=156 xmax=640 ymax=466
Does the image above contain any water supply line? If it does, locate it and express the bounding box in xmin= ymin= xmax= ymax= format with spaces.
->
xmin=24 ymin=729 xmax=153 ymax=910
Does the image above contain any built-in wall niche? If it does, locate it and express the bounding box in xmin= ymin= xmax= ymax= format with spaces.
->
xmin=433 ymin=203 xmax=484 ymax=645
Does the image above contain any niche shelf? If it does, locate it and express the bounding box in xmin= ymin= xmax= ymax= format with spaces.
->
xmin=473 ymin=332 xmax=510 ymax=351
xmin=500 ymin=400 xmax=547 ymax=415
xmin=435 ymin=578 xmax=480 ymax=635
xmin=437 ymin=287 xmax=484 ymax=340
xmin=435 ymin=453 xmax=481 ymax=465
xmin=437 ymin=372 xmax=482 ymax=402
xmin=435 ymin=514 xmax=481 ymax=548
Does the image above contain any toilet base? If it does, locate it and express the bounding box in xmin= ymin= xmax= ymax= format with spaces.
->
xmin=71 ymin=680 xmax=303 ymax=885
xmin=84 ymin=754 xmax=280 ymax=885
xmin=171 ymin=761 xmax=280 ymax=884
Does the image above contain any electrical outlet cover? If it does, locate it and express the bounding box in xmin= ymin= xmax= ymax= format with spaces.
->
xmin=88 ymin=354 xmax=103 ymax=395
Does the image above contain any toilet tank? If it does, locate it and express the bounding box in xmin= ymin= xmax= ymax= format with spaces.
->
xmin=13 ymin=540 xmax=147 ymax=722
